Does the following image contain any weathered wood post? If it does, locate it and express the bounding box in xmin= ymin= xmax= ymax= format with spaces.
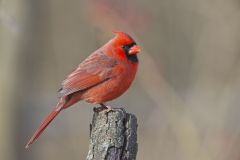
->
xmin=86 ymin=108 xmax=138 ymax=160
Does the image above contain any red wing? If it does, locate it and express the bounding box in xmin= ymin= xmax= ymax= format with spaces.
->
xmin=59 ymin=51 xmax=117 ymax=97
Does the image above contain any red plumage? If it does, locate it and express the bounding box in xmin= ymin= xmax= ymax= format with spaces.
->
xmin=25 ymin=31 xmax=141 ymax=148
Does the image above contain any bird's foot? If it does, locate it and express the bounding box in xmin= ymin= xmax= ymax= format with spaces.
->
xmin=93 ymin=104 xmax=114 ymax=114
xmin=102 ymin=105 xmax=113 ymax=113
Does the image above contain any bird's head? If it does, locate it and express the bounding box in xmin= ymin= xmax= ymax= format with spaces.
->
xmin=111 ymin=31 xmax=141 ymax=62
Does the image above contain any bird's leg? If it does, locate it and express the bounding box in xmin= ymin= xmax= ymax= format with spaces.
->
xmin=100 ymin=103 xmax=114 ymax=113
xmin=93 ymin=103 xmax=113 ymax=113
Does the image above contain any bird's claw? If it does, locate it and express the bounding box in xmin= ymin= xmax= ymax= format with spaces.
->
xmin=94 ymin=104 xmax=114 ymax=114
xmin=101 ymin=105 xmax=113 ymax=114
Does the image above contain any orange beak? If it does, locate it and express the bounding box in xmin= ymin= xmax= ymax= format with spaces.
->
xmin=129 ymin=45 xmax=141 ymax=55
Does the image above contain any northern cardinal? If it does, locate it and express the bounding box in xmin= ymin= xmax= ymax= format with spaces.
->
xmin=25 ymin=31 xmax=141 ymax=148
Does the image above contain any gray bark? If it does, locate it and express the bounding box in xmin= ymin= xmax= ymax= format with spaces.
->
xmin=86 ymin=108 xmax=138 ymax=160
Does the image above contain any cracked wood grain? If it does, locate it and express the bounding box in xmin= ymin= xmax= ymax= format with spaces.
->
xmin=86 ymin=108 xmax=138 ymax=160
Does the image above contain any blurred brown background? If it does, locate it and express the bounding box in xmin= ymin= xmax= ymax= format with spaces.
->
xmin=1 ymin=0 xmax=240 ymax=160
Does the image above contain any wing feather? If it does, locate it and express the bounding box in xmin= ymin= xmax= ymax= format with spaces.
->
xmin=59 ymin=51 xmax=117 ymax=97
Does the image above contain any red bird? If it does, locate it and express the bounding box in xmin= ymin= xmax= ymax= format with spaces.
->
xmin=25 ymin=31 xmax=141 ymax=148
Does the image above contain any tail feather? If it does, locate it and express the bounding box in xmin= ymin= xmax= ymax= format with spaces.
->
xmin=25 ymin=105 xmax=63 ymax=149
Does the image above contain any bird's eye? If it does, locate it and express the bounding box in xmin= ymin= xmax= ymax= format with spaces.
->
xmin=121 ymin=45 xmax=130 ymax=54
xmin=121 ymin=43 xmax=136 ymax=55
xmin=122 ymin=45 xmax=129 ymax=50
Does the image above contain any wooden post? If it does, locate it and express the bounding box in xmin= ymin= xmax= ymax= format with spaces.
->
xmin=86 ymin=108 xmax=138 ymax=160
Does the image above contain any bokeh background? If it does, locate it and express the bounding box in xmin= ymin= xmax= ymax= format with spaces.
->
xmin=1 ymin=0 xmax=240 ymax=160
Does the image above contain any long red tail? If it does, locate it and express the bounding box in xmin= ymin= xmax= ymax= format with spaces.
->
xmin=25 ymin=101 xmax=64 ymax=149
